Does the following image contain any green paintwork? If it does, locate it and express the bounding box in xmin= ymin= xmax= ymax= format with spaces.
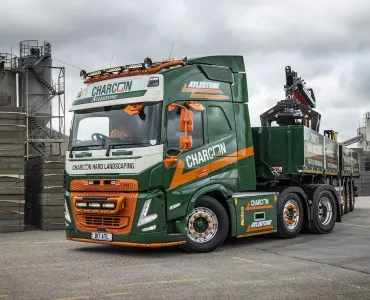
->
xmin=187 ymin=56 xmax=246 ymax=73
xmin=340 ymin=145 xmax=353 ymax=175
xmin=252 ymin=126 xmax=330 ymax=180
xmin=231 ymin=73 xmax=248 ymax=103
xmin=234 ymin=193 xmax=278 ymax=236
xmin=325 ymin=137 xmax=339 ymax=174
xmin=64 ymin=55 xmax=358 ymax=247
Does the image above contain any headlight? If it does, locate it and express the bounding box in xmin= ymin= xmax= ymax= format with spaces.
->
xmin=137 ymin=199 xmax=158 ymax=227
xmin=76 ymin=202 xmax=87 ymax=208
xmin=102 ymin=203 xmax=115 ymax=209
xmin=88 ymin=203 xmax=101 ymax=208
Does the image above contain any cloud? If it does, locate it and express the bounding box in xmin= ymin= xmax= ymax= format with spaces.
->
xmin=0 ymin=0 xmax=369 ymax=143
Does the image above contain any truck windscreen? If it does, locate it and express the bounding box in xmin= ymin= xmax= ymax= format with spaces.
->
xmin=70 ymin=102 xmax=162 ymax=150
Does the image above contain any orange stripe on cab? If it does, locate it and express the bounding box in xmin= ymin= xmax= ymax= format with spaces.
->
xmin=169 ymin=146 xmax=254 ymax=189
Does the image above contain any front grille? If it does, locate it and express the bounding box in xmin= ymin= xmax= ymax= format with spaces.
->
xmin=77 ymin=214 xmax=130 ymax=229
xmin=85 ymin=216 xmax=121 ymax=227
xmin=71 ymin=191 xmax=138 ymax=234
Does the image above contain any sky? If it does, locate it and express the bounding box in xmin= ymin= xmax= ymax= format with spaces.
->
xmin=0 ymin=0 xmax=369 ymax=143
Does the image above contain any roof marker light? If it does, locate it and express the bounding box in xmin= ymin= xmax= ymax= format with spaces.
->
xmin=144 ymin=57 xmax=153 ymax=69
xmin=80 ymin=70 xmax=87 ymax=80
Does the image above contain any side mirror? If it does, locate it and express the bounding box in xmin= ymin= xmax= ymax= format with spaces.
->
xmin=124 ymin=103 xmax=145 ymax=115
xmin=163 ymin=156 xmax=178 ymax=168
xmin=186 ymin=101 xmax=204 ymax=112
xmin=180 ymin=109 xmax=193 ymax=132
xmin=180 ymin=135 xmax=192 ymax=149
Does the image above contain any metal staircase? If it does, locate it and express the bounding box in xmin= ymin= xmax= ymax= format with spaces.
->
xmin=27 ymin=66 xmax=57 ymax=95
xmin=19 ymin=40 xmax=66 ymax=158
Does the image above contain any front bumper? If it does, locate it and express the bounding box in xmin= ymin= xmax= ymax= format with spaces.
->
xmin=65 ymin=189 xmax=187 ymax=246
xmin=66 ymin=236 xmax=185 ymax=248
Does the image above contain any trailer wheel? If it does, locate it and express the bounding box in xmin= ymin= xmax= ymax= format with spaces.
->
xmin=182 ymin=196 xmax=229 ymax=253
xmin=343 ymin=179 xmax=349 ymax=214
xmin=277 ymin=193 xmax=304 ymax=239
xmin=349 ymin=179 xmax=355 ymax=212
xmin=310 ymin=190 xmax=337 ymax=234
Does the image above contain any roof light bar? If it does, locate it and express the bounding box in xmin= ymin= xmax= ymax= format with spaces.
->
xmin=87 ymin=70 xmax=102 ymax=77
xmin=105 ymin=66 xmax=122 ymax=73
xmin=82 ymin=57 xmax=186 ymax=83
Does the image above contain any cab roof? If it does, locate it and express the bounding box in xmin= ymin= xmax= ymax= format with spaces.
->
xmin=186 ymin=55 xmax=245 ymax=73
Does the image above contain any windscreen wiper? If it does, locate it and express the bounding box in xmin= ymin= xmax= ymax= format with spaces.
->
xmin=105 ymin=142 xmax=151 ymax=157
xmin=69 ymin=143 xmax=105 ymax=158
xmin=69 ymin=145 xmax=90 ymax=158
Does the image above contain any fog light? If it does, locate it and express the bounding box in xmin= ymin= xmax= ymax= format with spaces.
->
xmin=76 ymin=202 xmax=87 ymax=208
xmin=102 ymin=203 xmax=115 ymax=209
xmin=89 ymin=203 xmax=101 ymax=208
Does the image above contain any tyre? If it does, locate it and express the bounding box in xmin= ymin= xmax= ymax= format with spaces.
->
xmin=343 ymin=179 xmax=349 ymax=214
xmin=349 ymin=179 xmax=355 ymax=212
xmin=310 ymin=190 xmax=337 ymax=234
xmin=182 ymin=196 xmax=229 ymax=253
xmin=276 ymin=193 xmax=304 ymax=239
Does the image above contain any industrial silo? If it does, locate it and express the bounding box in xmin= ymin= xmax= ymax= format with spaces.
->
xmin=18 ymin=40 xmax=65 ymax=157
xmin=0 ymin=53 xmax=18 ymax=107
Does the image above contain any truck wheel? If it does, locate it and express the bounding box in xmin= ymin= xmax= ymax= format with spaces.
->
xmin=344 ymin=179 xmax=349 ymax=214
xmin=310 ymin=190 xmax=337 ymax=234
xmin=349 ymin=179 xmax=355 ymax=212
xmin=182 ymin=196 xmax=229 ymax=253
xmin=277 ymin=193 xmax=304 ymax=239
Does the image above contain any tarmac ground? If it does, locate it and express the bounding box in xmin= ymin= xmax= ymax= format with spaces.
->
xmin=1 ymin=197 xmax=370 ymax=300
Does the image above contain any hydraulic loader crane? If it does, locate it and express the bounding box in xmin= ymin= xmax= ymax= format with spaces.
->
xmin=260 ymin=66 xmax=321 ymax=132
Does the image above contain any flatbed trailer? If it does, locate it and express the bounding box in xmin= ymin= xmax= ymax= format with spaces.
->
xmin=64 ymin=56 xmax=359 ymax=252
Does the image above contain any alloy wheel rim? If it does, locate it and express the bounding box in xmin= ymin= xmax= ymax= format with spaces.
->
xmin=318 ymin=197 xmax=333 ymax=225
xmin=187 ymin=207 xmax=218 ymax=243
xmin=283 ymin=200 xmax=300 ymax=230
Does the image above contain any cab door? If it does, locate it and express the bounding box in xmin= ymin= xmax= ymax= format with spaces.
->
xmin=206 ymin=101 xmax=238 ymax=188
xmin=164 ymin=100 xmax=210 ymax=194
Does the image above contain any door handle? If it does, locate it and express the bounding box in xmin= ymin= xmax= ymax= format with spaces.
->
xmin=197 ymin=169 xmax=209 ymax=178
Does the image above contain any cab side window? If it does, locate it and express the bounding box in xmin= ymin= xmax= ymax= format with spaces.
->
xmin=207 ymin=106 xmax=232 ymax=143
xmin=167 ymin=107 xmax=204 ymax=150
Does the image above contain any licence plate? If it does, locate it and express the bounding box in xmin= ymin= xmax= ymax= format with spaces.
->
xmin=91 ymin=232 xmax=112 ymax=241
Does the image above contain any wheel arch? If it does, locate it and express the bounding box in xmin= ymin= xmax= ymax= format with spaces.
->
xmin=277 ymin=186 xmax=310 ymax=226
xmin=186 ymin=184 xmax=235 ymax=236
xmin=303 ymin=184 xmax=341 ymax=222
xmin=262 ymin=186 xmax=310 ymax=231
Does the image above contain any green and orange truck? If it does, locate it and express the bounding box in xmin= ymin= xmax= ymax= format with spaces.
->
xmin=64 ymin=56 xmax=359 ymax=252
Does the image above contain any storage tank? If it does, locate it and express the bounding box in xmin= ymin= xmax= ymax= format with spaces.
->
xmin=18 ymin=40 xmax=53 ymax=117
xmin=0 ymin=53 xmax=17 ymax=107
